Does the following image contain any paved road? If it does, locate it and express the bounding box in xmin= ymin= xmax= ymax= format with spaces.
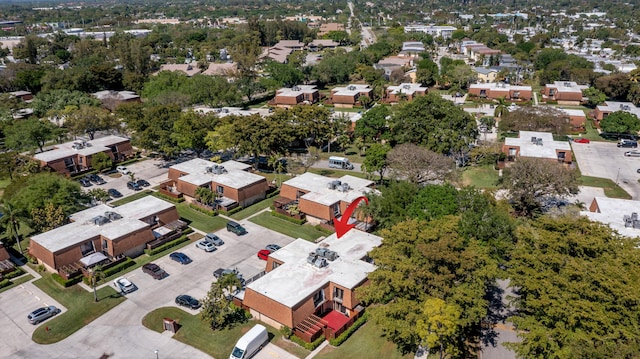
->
xmin=0 ymin=215 xmax=297 ymax=359
xmin=571 ymin=141 xmax=640 ymax=199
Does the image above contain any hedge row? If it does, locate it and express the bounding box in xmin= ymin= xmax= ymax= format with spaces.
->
xmin=314 ymin=225 xmax=334 ymax=236
xmin=52 ymin=273 xmax=84 ymax=288
xmin=329 ymin=312 xmax=369 ymax=346
xmin=266 ymin=189 xmax=281 ymax=198
xmin=289 ymin=333 xmax=325 ymax=351
xmin=144 ymin=231 xmax=193 ymax=256
xmin=4 ymin=267 xmax=25 ymax=279
xmin=0 ymin=278 xmax=11 ymax=289
xmin=225 ymin=206 xmax=244 ymax=216
xmin=188 ymin=203 xmax=217 ymax=216
xmin=152 ymin=192 xmax=185 ymax=203
xmin=270 ymin=211 xmax=306 ymax=225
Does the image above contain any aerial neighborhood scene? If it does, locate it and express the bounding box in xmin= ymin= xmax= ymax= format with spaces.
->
xmin=3 ymin=0 xmax=640 ymax=358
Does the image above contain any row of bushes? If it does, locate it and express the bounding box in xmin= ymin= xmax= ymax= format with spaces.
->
xmin=329 ymin=312 xmax=369 ymax=346
xmin=144 ymin=230 xmax=193 ymax=256
xmin=0 ymin=278 xmax=11 ymax=289
xmin=225 ymin=206 xmax=244 ymax=216
xmin=102 ymin=258 xmax=137 ymax=278
xmin=289 ymin=332 xmax=326 ymax=351
xmin=270 ymin=211 xmax=306 ymax=225
xmin=188 ymin=203 xmax=217 ymax=216
xmin=3 ymin=267 xmax=25 ymax=279
xmin=52 ymin=273 xmax=84 ymax=287
xmin=152 ymin=192 xmax=185 ymax=203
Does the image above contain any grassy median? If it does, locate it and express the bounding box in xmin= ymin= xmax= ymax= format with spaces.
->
xmin=249 ymin=211 xmax=328 ymax=241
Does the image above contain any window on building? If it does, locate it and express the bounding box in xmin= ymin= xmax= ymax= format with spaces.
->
xmin=80 ymin=241 xmax=95 ymax=256
xmin=79 ymin=157 xmax=83 ymax=164
xmin=557 ymin=152 xmax=566 ymax=160
xmin=331 ymin=203 xmax=340 ymax=217
xmin=513 ymin=91 xmax=520 ymax=99
xmin=335 ymin=302 xmax=347 ymax=314
xmin=334 ymin=287 xmax=344 ymax=300
xmin=216 ymin=185 xmax=224 ymax=194
xmin=313 ymin=289 xmax=325 ymax=307
xmin=102 ymin=239 xmax=108 ymax=251
xmin=272 ymin=261 xmax=280 ymax=270
xmin=296 ymin=190 xmax=305 ymax=199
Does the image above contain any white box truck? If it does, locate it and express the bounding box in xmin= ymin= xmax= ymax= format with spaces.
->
xmin=229 ymin=324 xmax=269 ymax=359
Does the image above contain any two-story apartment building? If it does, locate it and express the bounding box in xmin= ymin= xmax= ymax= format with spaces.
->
xmin=502 ymin=131 xmax=573 ymax=164
xmin=271 ymin=85 xmax=320 ymax=108
xmin=161 ymin=158 xmax=269 ymax=210
xmin=241 ymin=230 xmax=383 ymax=342
xmin=468 ymin=83 xmax=533 ymax=101
xmin=385 ymin=83 xmax=428 ymax=104
xmin=29 ymin=196 xmax=181 ymax=274
xmin=329 ymin=84 xmax=373 ymax=108
xmin=33 ymin=135 xmax=133 ymax=176
xmin=542 ymin=81 xmax=587 ymax=105
xmin=593 ymin=101 xmax=640 ymax=122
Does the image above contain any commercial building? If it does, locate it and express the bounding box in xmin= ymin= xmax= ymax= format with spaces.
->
xmin=241 ymin=230 xmax=383 ymax=342
xmin=161 ymin=158 xmax=269 ymax=211
xmin=502 ymin=131 xmax=572 ymax=163
xmin=29 ymin=196 xmax=183 ymax=275
xmin=33 ymin=135 xmax=133 ymax=176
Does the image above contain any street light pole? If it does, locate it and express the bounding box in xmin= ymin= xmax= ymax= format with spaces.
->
xmin=154 ymin=349 xmax=159 ymax=359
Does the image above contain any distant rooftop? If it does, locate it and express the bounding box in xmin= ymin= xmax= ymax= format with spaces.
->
xmin=596 ymin=101 xmax=640 ymax=117
xmin=283 ymin=172 xmax=374 ymax=206
xmin=546 ymin=81 xmax=588 ymax=93
xmin=33 ymin=135 xmax=129 ymax=163
xmin=332 ymin=84 xmax=372 ymax=97
xmin=276 ymin=85 xmax=318 ymax=98
xmin=387 ymin=83 xmax=427 ymax=95
xmin=470 ymin=83 xmax=532 ymax=91
xmin=582 ymin=197 xmax=640 ymax=238
xmin=170 ymin=158 xmax=264 ymax=189
xmin=247 ymin=230 xmax=382 ymax=307
xmin=31 ymin=196 xmax=175 ymax=253
xmin=505 ymin=131 xmax=571 ymax=160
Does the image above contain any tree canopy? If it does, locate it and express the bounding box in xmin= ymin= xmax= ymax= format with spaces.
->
xmin=599 ymin=110 xmax=640 ymax=134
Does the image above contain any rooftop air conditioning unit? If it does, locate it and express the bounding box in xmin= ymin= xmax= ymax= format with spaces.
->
xmin=307 ymin=252 xmax=318 ymax=265
xmin=92 ymin=215 xmax=111 ymax=226
xmin=403 ymin=84 xmax=411 ymax=90
xmin=348 ymin=85 xmax=356 ymax=91
xmin=314 ymin=257 xmax=328 ymax=268
xmin=531 ymin=137 xmax=537 ymax=143
xmin=340 ymin=183 xmax=350 ymax=192
xmin=292 ymin=86 xmax=301 ymax=91
xmin=315 ymin=247 xmax=338 ymax=261
xmin=104 ymin=211 xmax=122 ymax=221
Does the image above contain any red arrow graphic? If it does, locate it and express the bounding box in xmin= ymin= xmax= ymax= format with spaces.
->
xmin=333 ymin=196 xmax=369 ymax=238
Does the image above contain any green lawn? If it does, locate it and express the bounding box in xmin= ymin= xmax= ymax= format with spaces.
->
xmin=32 ymin=273 xmax=126 ymax=344
xmin=230 ymin=198 xmax=274 ymax=220
xmin=176 ymin=203 xmax=228 ymax=233
xmin=0 ymin=274 xmax=34 ymax=294
xmin=0 ymin=177 xmax=10 ymax=199
xmin=580 ymin=176 xmax=632 ymax=199
xmin=110 ymin=190 xmax=153 ymax=206
xmin=142 ymin=307 xmax=310 ymax=358
xmin=249 ymin=211 xmax=329 ymax=242
xmin=315 ymin=322 xmax=412 ymax=359
xmin=461 ymin=165 xmax=500 ymax=189
xmin=582 ymin=119 xmax=606 ymax=141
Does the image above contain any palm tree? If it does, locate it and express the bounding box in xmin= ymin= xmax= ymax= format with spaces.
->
xmin=88 ymin=265 xmax=104 ymax=302
xmin=0 ymin=201 xmax=27 ymax=255
xmin=494 ymin=97 xmax=509 ymax=118
xmin=268 ymin=155 xmax=286 ymax=187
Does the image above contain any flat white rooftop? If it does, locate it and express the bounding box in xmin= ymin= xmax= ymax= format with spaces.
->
xmin=277 ymin=85 xmax=318 ymax=98
xmin=596 ymin=101 xmax=640 ymax=117
xmin=470 ymin=83 xmax=532 ymax=91
xmin=581 ymin=197 xmax=640 ymax=238
xmin=548 ymin=81 xmax=588 ymax=93
xmin=170 ymin=158 xmax=263 ymax=189
xmin=31 ymin=196 xmax=175 ymax=253
xmin=387 ymin=83 xmax=427 ymax=95
xmin=332 ymin=84 xmax=371 ymax=97
xmin=247 ymin=230 xmax=382 ymax=307
xmin=283 ymin=172 xmax=374 ymax=206
xmin=34 ymin=135 xmax=129 ymax=163
xmin=505 ymin=131 xmax=571 ymax=160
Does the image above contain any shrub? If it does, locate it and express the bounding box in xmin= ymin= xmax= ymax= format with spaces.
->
xmin=151 ymin=192 xmax=185 ymax=203
xmin=102 ymin=258 xmax=136 ymax=277
xmin=270 ymin=211 xmax=306 ymax=225
xmin=290 ymin=333 xmax=325 ymax=350
xmin=52 ymin=273 xmax=83 ymax=287
xmin=266 ymin=189 xmax=281 ymax=198
xmin=188 ymin=203 xmax=217 ymax=216
xmin=329 ymin=312 xmax=369 ymax=346
xmin=4 ymin=267 xmax=25 ymax=279
xmin=314 ymin=225 xmax=334 ymax=235
xmin=226 ymin=206 xmax=244 ymax=216
xmin=280 ymin=325 xmax=292 ymax=339
xmin=144 ymin=232 xmax=193 ymax=256
xmin=0 ymin=278 xmax=11 ymax=289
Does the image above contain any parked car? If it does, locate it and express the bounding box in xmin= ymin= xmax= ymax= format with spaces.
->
xmin=205 ymin=233 xmax=224 ymax=246
xmin=624 ymin=151 xmax=640 ymax=157
xmin=226 ymin=221 xmax=247 ymax=236
xmin=113 ymin=277 xmax=137 ymax=294
xmin=573 ymin=138 xmax=590 ymax=144
xmin=127 ymin=181 xmax=142 ymax=191
xmin=169 ymin=252 xmax=192 ymax=264
xmin=265 ymin=244 xmax=281 ymax=252
xmin=107 ymin=188 xmax=123 ymax=198
xmin=116 ymin=166 xmax=131 ymax=175
xmin=257 ymin=249 xmax=270 ymax=261
xmin=88 ymin=174 xmax=106 ymax=184
xmin=196 ymin=240 xmax=217 ymax=252
xmin=213 ymin=268 xmax=245 ymax=285
xmin=79 ymin=178 xmax=92 ymax=187
xmin=136 ymin=179 xmax=150 ymax=187
xmin=175 ymin=294 xmax=201 ymax=309
xmin=142 ymin=263 xmax=167 ymax=280
xmin=27 ymin=306 xmax=61 ymax=325
xmin=618 ymin=139 xmax=638 ymax=148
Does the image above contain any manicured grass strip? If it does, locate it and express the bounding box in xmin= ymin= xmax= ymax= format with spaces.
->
xmin=142 ymin=307 xmax=309 ymax=358
xmin=314 ymin=322 xmax=412 ymax=359
xmin=308 ymin=168 xmax=369 ymax=179
xmin=580 ymin=176 xmax=632 ymax=199
xmin=249 ymin=212 xmax=327 ymax=242
xmin=110 ymin=190 xmax=153 ymax=206
xmin=176 ymin=203 xmax=228 ymax=233
xmin=462 ymin=165 xmax=500 ymax=189
xmin=32 ymin=273 xmax=125 ymax=344
xmin=229 ymin=198 xmax=274 ymax=220
xmin=0 ymin=274 xmax=34 ymax=294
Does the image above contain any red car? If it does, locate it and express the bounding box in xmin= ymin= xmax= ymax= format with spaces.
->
xmin=257 ymin=249 xmax=271 ymax=261
xmin=573 ymin=138 xmax=590 ymax=144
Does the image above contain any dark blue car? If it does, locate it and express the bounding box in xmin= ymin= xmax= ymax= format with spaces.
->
xmin=169 ymin=252 xmax=192 ymax=265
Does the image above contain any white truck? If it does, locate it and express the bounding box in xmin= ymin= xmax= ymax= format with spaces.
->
xmin=328 ymin=156 xmax=354 ymax=170
xmin=229 ymin=324 xmax=269 ymax=359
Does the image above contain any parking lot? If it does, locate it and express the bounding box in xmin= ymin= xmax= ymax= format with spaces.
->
xmin=79 ymin=158 xmax=169 ymax=199
xmin=0 ymin=216 xmax=297 ymax=359
xmin=571 ymin=141 xmax=640 ymax=199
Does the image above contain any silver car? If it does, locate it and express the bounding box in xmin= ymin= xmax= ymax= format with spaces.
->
xmin=196 ymin=240 xmax=217 ymax=252
xmin=113 ymin=277 xmax=137 ymax=294
xmin=624 ymin=151 xmax=640 ymax=157
xmin=27 ymin=306 xmax=61 ymax=324
xmin=205 ymin=233 xmax=224 ymax=246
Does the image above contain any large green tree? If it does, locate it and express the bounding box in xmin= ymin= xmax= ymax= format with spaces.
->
xmin=354 ymin=105 xmax=391 ymax=143
xmin=362 ymin=143 xmax=390 ymax=182
xmin=123 ymin=104 xmax=181 ymax=157
xmin=507 ymin=215 xmax=640 ymax=358
xmin=10 ymin=173 xmax=90 ymax=218
xmin=4 ymin=118 xmax=59 ymax=152
xmin=64 ymin=105 xmax=120 ymax=140
xmin=599 ymin=110 xmax=640 ymax=134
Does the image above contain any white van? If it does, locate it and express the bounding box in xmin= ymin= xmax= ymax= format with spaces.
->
xmin=229 ymin=324 xmax=269 ymax=359
xmin=328 ymin=156 xmax=354 ymax=170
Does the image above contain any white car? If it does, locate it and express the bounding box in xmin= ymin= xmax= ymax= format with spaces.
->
xmin=116 ymin=166 xmax=131 ymax=175
xmin=196 ymin=240 xmax=217 ymax=252
xmin=114 ymin=277 xmax=137 ymax=294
